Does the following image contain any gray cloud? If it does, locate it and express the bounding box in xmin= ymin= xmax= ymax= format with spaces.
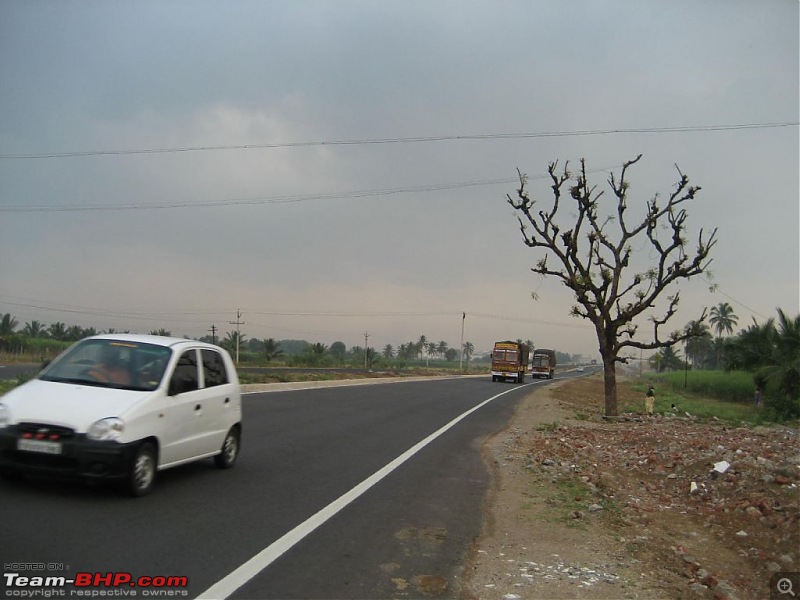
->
xmin=1 ymin=0 xmax=797 ymax=356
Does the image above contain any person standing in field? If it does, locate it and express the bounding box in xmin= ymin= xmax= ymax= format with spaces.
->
xmin=644 ymin=384 xmax=655 ymax=415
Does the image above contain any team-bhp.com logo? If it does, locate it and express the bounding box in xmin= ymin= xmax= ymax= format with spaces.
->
xmin=4 ymin=571 xmax=189 ymax=597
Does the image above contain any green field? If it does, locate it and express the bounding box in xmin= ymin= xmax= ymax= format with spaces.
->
xmin=627 ymin=370 xmax=791 ymax=424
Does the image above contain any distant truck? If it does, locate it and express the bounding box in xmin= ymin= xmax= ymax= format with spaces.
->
xmin=491 ymin=341 xmax=530 ymax=383
xmin=531 ymin=348 xmax=556 ymax=379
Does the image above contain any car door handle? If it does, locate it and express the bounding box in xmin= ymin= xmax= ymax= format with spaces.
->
xmin=224 ymin=397 xmax=230 ymax=404
xmin=194 ymin=404 xmax=202 ymax=411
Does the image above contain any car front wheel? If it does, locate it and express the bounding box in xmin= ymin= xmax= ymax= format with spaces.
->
xmin=123 ymin=442 xmax=157 ymax=497
xmin=214 ymin=426 xmax=240 ymax=469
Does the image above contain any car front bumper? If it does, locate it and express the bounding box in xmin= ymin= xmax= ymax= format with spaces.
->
xmin=0 ymin=424 xmax=138 ymax=482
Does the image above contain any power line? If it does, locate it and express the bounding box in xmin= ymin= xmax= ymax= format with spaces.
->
xmin=0 ymin=122 xmax=794 ymax=160
xmin=0 ymin=177 xmax=518 ymax=213
xmin=1 ymin=162 xmax=627 ymax=214
xmin=700 ymin=276 xmax=769 ymax=321
xmin=0 ymin=295 xmax=587 ymax=332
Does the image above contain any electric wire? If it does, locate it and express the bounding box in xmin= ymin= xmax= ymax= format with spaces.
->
xmin=0 ymin=165 xmax=621 ymax=213
xmin=0 ymin=122 xmax=794 ymax=160
xmin=0 ymin=296 xmax=589 ymax=332
xmin=0 ymin=177 xmax=518 ymax=213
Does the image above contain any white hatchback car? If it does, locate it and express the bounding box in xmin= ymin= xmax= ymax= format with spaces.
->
xmin=0 ymin=334 xmax=242 ymax=496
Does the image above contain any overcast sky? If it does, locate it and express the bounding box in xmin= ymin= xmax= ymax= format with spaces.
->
xmin=1 ymin=1 xmax=797 ymax=359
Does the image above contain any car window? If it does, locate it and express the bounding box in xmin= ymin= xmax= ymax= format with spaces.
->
xmin=201 ymin=349 xmax=229 ymax=387
xmin=39 ymin=338 xmax=171 ymax=391
xmin=169 ymin=350 xmax=199 ymax=395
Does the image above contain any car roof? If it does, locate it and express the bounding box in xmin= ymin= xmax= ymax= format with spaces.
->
xmin=86 ymin=333 xmax=223 ymax=351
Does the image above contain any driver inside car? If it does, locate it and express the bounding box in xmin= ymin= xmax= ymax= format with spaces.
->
xmin=85 ymin=345 xmax=132 ymax=386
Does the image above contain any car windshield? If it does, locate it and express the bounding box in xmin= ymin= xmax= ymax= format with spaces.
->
xmin=39 ymin=339 xmax=172 ymax=391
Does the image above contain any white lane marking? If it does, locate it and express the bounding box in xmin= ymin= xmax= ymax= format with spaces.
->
xmin=196 ymin=383 xmax=531 ymax=599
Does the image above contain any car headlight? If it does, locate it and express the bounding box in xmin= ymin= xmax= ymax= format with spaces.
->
xmin=87 ymin=417 xmax=125 ymax=441
xmin=0 ymin=403 xmax=9 ymax=428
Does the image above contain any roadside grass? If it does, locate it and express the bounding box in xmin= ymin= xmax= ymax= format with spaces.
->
xmin=524 ymin=475 xmax=618 ymax=530
xmin=660 ymin=370 xmax=760 ymax=403
xmin=622 ymin=372 xmax=786 ymax=426
xmin=621 ymin=382 xmax=764 ymax=424
xmin=535 ymin=420 xmax=560 ymax=432
xmin=237 ymin=371 xmax=338 ymax=385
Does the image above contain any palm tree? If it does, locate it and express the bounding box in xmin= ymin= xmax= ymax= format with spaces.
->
xmin=365 ymin=347 xmax=378 ymax=369
xmin=684 ymin=321 xmax=713 ymax=369
xmin=0 ymin=313 xmax=19 ymax=351
xmin=650 ymin=346 xmax=683 ymax=372
xmin=382 ymin=344 xmax=394 ymax=359
xmin=759 ymin=310 xmax=800 ymax=415
xmin=64 ymin=325 xmax=90 ymax=342
xmin=709 ymin=302 xmax=738 ymax=339
xmin=725 ymin=318 xmax=775 ymax=371
xmin=222 ymin=330 xmax=246 ymax=363
xmin=724 ymin=310 xmax=799 ymax=417
xmin=263 ymin=338 xmax=283 ymax=363
xmin=709 ymin=302 xmax=738 ymax=368
xmin=462 ymin=341 xmax=475 ymax=364
xmin=310 ymin=342 xmax=328 ymax=357
xmin=425 ymin=341 xmax=437 ymax=364
xmin=437 ymin=340 xmax=448 ymax=359
xmin=417 ymin=335 xmax=427 ymax=361
xmin=48 ymin=322 xmax=68 ymax=341
xmin=0 ymin=313 xmax=18 ymax=335
xmin=23 ymin=320 xmax=47 ymax=338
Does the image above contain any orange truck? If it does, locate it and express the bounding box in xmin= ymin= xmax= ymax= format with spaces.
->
xmin=531 ymin=348 xmax=556 ymax=379
xmin=491 ymin=340 xmax=530 ymax=383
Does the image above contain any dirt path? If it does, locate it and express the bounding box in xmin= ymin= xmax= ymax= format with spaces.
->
xmin=461 ymin=375 xmax=799 ymax=600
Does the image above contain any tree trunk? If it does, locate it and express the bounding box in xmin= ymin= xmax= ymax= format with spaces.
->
xmin=602 ymin=356 xmax=618 ymax=416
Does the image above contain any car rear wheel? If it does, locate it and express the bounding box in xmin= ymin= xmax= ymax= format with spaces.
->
xmin=123 ymin=442 xmax=157 ymax=497
xmin=214 ymin=426 xmax=240 ymax=469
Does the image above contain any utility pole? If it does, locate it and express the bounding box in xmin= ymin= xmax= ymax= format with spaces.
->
xmin=459 ymin=312 xmax=465 ymax=373
xmin=208 ymin=324 xmax=218 ymax=346
xmin=363 ymin=331 xmax=370 ymax=370
xmin=229 ymin=309 xmax=244 ymax=365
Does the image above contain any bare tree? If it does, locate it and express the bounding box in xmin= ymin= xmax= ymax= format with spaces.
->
xmin=508 ymin=155 xmax=716 ymax=416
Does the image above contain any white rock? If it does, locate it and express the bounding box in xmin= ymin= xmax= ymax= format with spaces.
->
xmin=713 ymin=460 xmax=731 ymax=474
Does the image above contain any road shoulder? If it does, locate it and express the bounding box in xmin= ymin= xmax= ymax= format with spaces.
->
xmin=463 ymin=380 xmax=679 ymax=599
xmin=462 ymin=376 xmax=799 ymax=600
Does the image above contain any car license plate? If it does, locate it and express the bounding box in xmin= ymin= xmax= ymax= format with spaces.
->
xmin=17 ymin=438 xmax=62 ymax=455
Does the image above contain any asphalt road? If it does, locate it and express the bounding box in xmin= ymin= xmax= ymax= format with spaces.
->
xmin=0 ymin=376 xmax=563 ymax=599
xmin=0 ymin=362 xmax=41 ymax=381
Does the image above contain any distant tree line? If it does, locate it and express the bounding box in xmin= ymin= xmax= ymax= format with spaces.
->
xmin=1 ymin=313 xmax=592 ymax=378
xmin=647 ymin=303 xmax=799 ymax=418
xmin=201 ymin=333 xmax=480 ymax=370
